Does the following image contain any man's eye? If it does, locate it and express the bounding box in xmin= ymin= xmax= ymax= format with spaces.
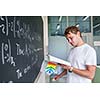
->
xmin=70 ymin=37 xmax=73 ymax=40
xmin=67 ymin=38 xmax=72 ymax=42
xmin=67 ymin=38 xmax=70 ymax=41
xmin=70 ymin=37 xmax=73 ymax=39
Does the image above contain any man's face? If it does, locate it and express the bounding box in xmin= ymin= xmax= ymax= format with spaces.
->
xmin=65 ymin=32 xmax=80 ymax=47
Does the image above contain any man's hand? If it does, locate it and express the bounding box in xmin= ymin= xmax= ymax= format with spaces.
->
xmin=58 ymin=63 xmax=71 ymax=70
xmin=53 ymin=75 xmax=60 ymax=81
xmin=53 ymin=69 xmax=67 ymax=81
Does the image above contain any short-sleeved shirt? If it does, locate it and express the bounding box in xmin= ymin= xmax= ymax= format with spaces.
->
xmin=66 ymin=43 xmax=97 ymax=83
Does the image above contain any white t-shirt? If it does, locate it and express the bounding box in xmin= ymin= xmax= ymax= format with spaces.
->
xmin=66 ymin=43 xmax=97 ymax=83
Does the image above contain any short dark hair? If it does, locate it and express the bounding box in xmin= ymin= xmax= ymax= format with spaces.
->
xmin=64 ymin=26 xmax=82 ymax=37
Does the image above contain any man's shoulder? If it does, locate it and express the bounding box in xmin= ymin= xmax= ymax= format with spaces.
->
xmin=85 ymin=44 xmax=96 ymax=53
xmin=84 ymin=44 xmax=94 ymax=49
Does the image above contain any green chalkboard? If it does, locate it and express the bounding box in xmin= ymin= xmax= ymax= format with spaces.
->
xmin=0 ymin=16 xmax=44 ymax=83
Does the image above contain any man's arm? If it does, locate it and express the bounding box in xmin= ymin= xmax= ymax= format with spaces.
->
xmin=72 ymin=65 xmax=96 ymax=80
xmin=60 ymin=64 xmax=96 ymax=80
xmin=53 ymin=69 xmax=67 ymax=80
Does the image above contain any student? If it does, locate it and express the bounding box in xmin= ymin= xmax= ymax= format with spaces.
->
xmin=54 ymin=26 xmax=97 ymax=83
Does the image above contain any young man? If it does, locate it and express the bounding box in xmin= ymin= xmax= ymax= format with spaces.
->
xmin=54 ymin=26 xmax=97 ymax=83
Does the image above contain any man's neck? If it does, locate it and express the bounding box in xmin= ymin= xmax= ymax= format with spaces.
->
xmin=77 ymin=39 xmax=85 ymax=47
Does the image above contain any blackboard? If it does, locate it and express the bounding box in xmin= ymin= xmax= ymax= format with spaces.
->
xmin=0 ymin=16 xmax=44 ymax=83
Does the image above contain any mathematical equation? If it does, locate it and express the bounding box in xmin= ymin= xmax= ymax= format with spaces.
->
xmin=0 ymin=16 xmax=43 ymax=82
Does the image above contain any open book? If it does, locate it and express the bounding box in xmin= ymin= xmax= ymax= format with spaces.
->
xmin=45 ymin=55 xmax=71 ymax=76
xmin=48 ymin=55 xmax=71 ymax=66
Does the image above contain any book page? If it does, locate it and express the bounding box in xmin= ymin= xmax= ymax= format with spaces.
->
xmin=48 ymin=55 xmax=71 ymax=66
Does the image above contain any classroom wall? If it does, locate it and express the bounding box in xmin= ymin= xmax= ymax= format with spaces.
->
xmin=48 ymin=36 xmax=72 ymax=82
xmin=92 ymin=66 xmax=100 ymax=83
xmin=48 ymin=36 xmax=72 ymax=60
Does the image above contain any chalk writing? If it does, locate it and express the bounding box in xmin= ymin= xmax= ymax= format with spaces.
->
xmin=8 ymin=81 xmax=13 ymax=83
xmin=16 ymin=43 xmax=24 ymax=55
xmin=1 ymin=39 xmax=16 ymax=66
xmin=0 ymin=16 xmax=44 ymax=82
xmin=16 ymin=69 xmax=23 ymax=79
xmin=0 ymin=24 xmax=5 ymax=34
xmin=0 ymin=16 xmax=8 ymax=36
xmin=24 ymin=65 xmax=31 ymax=74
